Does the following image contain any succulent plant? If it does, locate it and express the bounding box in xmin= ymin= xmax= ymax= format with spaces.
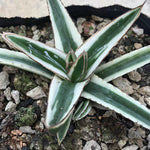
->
xmin=0 ymin=0 xmax=150 ymax=144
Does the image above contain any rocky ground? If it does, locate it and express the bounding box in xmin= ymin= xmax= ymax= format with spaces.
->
xmin=0 ymin=15 xmax=150 ymax=150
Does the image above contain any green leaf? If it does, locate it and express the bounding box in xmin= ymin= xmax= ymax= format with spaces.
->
xmin=75 ymin=6 xmax=142 ymax=79
xmin=71 ymin=45 xmax=150 ymax=121
xmin=68 ymin=51 xmax=88 ymax=82
xmin=0 ymin=48 xmax=53 ymax=79
xmin=95 ymin=45 xmax=150 ymax=82
xmin=57 ymin=112 xmax=73 ymax=145
xmin=47 ymin=0 xmax=83 ymax=53
xmin=82 ymin=75 xmax=150 ymax=129
xmin=66 ymin=50 xmax=77 ymax=71
xmin=45 ymin=76 xmax=88 ymax=129
xmin=73 ymin=99 xmax=91 ymax=121
xmin=3 ymin=33 xmax=68 ymax=80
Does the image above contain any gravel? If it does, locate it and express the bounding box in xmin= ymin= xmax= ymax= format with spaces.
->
xmin=0 ymin=14 xmax=150 ymax=150
xmin=0 ymin=71 xmax=10 ymax=90
xmin=26 ymin=86 xmax=46 ymax=100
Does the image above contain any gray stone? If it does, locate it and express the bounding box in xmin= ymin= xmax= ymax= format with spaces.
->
xmin=112 ymin=77 xmax=134 ymax=95
xmin=128 ymin=127 xmax=145 ymax=148
xmin=147 ymin=134 xmax=150 ymax=142
xmin=11 ymin=90 xmax=20 ymax=104
xmin=118 ymin=45 xmax=125 ymax=55
xmin=4 ymin=87 xmax=12 ymax=101
xmin=31 ymin=25 xmax=37 ymax=31
xmin=46 ymin=39 xmax=55 ymax=47
xmin=26 ymin=86 xmax=46 ymax=100
xmin=134 ymin=43 xmax=143 ymax=49
xmin=128 ymin=70 xmax=141 ymax=82
xmin=2 ymin=132 xmax=8 ymax=138
xmin=132 ymin=27 xmax=144 ymax=36
xmin=140 ymin=146 xmax=147 ymax=150
xmin=97 ymin=22 xmax=107 ymax=30
xmin=122 ymin=145 xmax=138 ymax=150
xmin=132 ymin=93 xmax=146 ymax=106
xmin=5 ymin=101 xmax=16 ymax=112
xmin=0 ymin=71 xmax=10 ymax=90
xmin=148 ymin=142 xmax=150 ymax=149
xmin=32 ymin=29 xmax=41 ymax=41
xmin=91 ymin=15 xmax=103 ymax=22
xmin=132 ymin=83 xmax=140 ymax=90
xmin=19 ymin=126 xmax=35 ymax=134
xmin=145 ymin=97 xmax=150 ymax=106
xmin=83 ymin=21 xmax=96 ymax=36
xmin=103 ymin=111 xmax=115 ymax=118
xmin=101 ymin=143 xmax=108 ymax=150
xmin=118 ymin=137 xmax=128 ymax=149
xmin=88 ymin=108 xmax=96 ymax=116
xmin=77 ymin=17 xmax=86 ymax=33
xmin=32 ymin=34 xmax=40 ymax=41
xmin=138 ymin=86 xmax=150 ymax=96
xmin=104 ymin=19 xmax=111 ymax=24
xmin=83 ymin=140 xmax=101 ymax=150
xmin=3 ymin=65 xmax=18 ymax=74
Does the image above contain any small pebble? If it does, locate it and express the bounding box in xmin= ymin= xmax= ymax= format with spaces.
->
xmin=4 ymin=87 xmax=12 ymax=101
xmin=147 ymin=134 xmax=150 ymax=142
xmin=83 ymin=21 xmax=96 ymax=36
xmin=118 ymin=137 xmax=128 ymax=149
xmin=77 ymin=17 xmax=86 ymax=33
xmin=19 ymin=126 xmax=35 ymax=134
xmin=103 ymin=111 xmax=113 ymax=118
xmin=132 ymin=27 xmax=144 ymax=36
xmin=122 ymin=145 xmax=138 ymax=150
xmin=101 ymin=143 xmax=108 ymax=150
xmin=132 ymin=83 xmax=140 ymax=90
xmin=138 ymin=86 xmax=150 ymax=96
xmin=11 ymin=90 xmax=20 ymax=104
xmin=97 ymin=22 xmax=107 ymax=30
xmin=5 ymin=101 xmax=16 ymax=112
xmin=3 ymin=66 xmax=18 ymax=74
xmin=112 ymin=77 xmax=134 ymax=95
xmin=26 ymin=86 xmax=46 ymax=100
xmin=83 ymin=140 xmax=101 ymax=150
xmin=46 ymin=39 xmax=55 ymax=47
xmin=91 ymin=15 xmax=103 ymax=22
xmin=134 ymin=43 xmax=142 ymax=49
xmin=31 ymin=25 xmax=37 ymax=31
xmin=128 ymin=70 xmax=141 ymax=82
xmin=0 ymin=71 xmax=10 ymax=90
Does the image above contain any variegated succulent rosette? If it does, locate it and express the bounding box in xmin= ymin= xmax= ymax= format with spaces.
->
xmin=0 ymin=0 xmax=150 ymax=144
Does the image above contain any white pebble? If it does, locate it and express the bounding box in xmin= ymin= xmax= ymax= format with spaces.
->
xmin=11 ymin=90 xmax=20 ymax=104
xmin=5 ymin=101 xmax=16 ymax=112
xmin=26 ymin=86 xmax=46 ymax=100
xmin=0 ymin=71 xmax=10 ymax=90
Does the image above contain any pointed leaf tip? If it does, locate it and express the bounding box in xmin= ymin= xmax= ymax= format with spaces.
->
xmin=75 ymin=5 xmax=142 ymax=79
xmin=47 ymin=0 xmax=83 ymax=53
xmin=45 ymin=76 xmax=88 ymax=129
xmin=68 ymin=51 xmax=88 ymax=82
xmin=2 ymin=33 xmax=69 ymax=80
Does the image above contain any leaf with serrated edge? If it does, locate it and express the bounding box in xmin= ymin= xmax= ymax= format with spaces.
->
xmin=0 ymin=48 xmax=53 ymax=79
xmin=47 ymin=0 xmax=83 ymax=53
xmin=73 ymin=100 xmax=91 ymax=121
xmin=75 ymin=6 xmax=141 ymax=79
xmin=82 ymin=75 xmax=150 ymax=129
xmin=95 ymin=45 xmax=150 ymax=82
xmin=2 ymin=33 xmax=68 ymax=80
xmin=45 ymin=76 xmax=88 ymax=129
xmin=57 ymin=112 xmax=73 ymax=145
xmin=68 ymin=51 xmax=87 ymax=82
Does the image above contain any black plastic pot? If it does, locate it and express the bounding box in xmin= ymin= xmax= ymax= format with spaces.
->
xmin=0 ymin=5 xmax=150 ymax=35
